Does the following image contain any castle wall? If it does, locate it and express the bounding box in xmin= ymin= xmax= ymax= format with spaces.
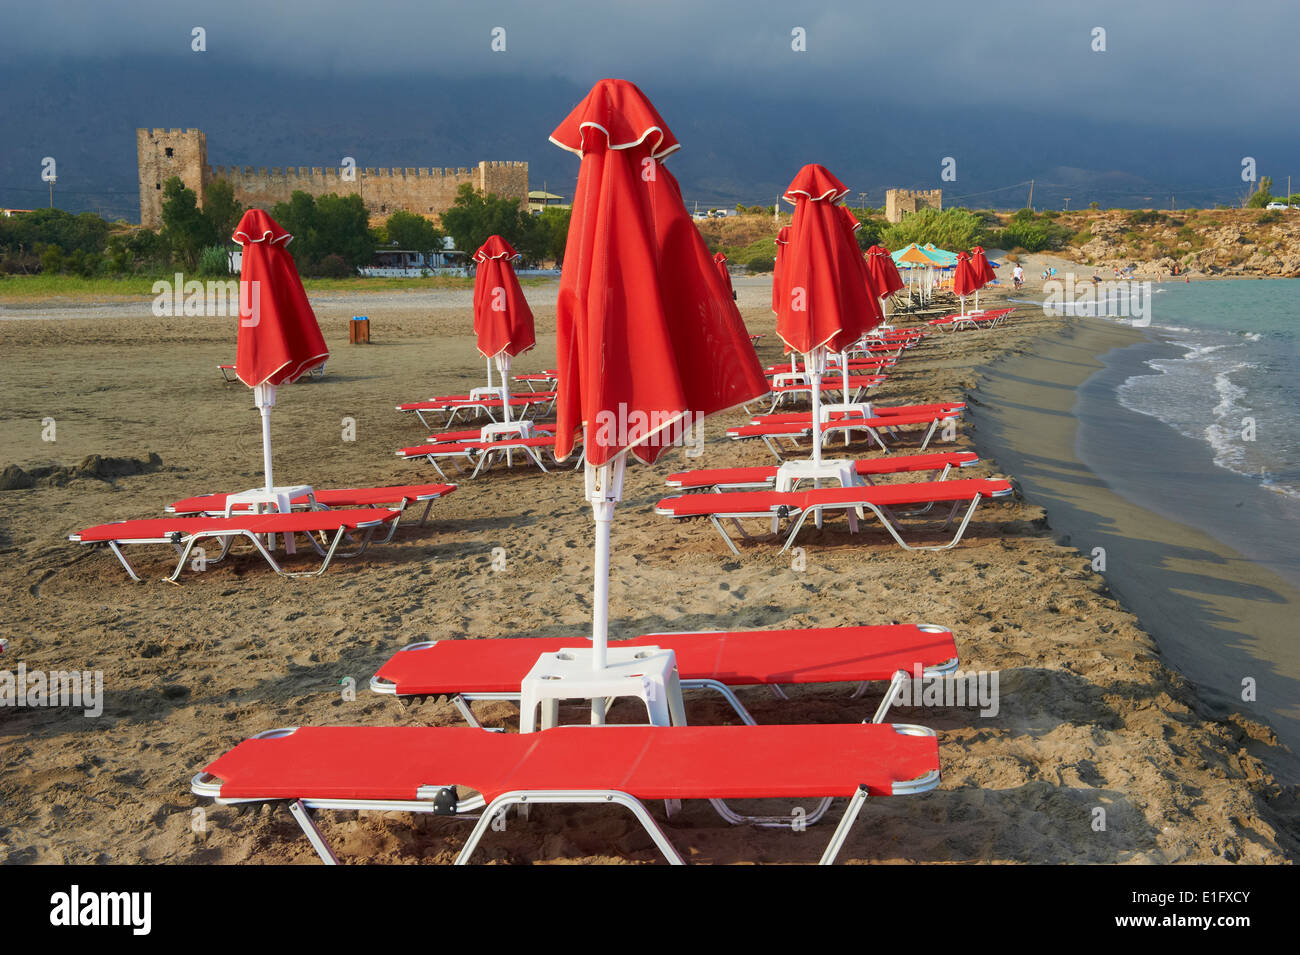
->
xmin=138 ymin=128 xmax=528 ymax=227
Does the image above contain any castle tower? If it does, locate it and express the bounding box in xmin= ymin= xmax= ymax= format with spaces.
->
xmin=137 ymin=128 xmax=208 ymax=227
xmin=885 ymin=188 xmax=942 ymax=224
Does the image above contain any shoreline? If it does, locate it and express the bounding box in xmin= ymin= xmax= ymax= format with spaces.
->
xmin=971 ymin=316 xmax=1300 ymax=784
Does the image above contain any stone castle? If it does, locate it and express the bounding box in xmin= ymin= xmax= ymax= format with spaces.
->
xmin=885 ymin=188 xmax=942 ymax=223
xmin=137 ymin=128 xmax=528 ymax=228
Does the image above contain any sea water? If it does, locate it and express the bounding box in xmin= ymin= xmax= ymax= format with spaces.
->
xmin=1115 ymin=279 xmax=1300 ymax=499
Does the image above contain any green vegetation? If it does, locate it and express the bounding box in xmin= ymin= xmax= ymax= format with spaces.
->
xmin=197 ymin=245 xmax=231 ymax=277
xmin=269 ymin=191 xmax=374 ymax=275
xmin=441 ymin=183 xmax=570 ymax=265
xmin=383 ymin=209 xmax=444 ymax=251
xmin=879 ymin=208 xmax=987 ymax=251
xmin=1245 ymin=176 xmax=1274 ymax=209
xmin=1257 ymin=210 xmax=1283 ymax=225
xmin=988 ymin=208 xmax=1074 ymax=253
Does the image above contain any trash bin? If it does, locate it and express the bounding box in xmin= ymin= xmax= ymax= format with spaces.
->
xmin=350 ymin=316 xmax=371 ymax=344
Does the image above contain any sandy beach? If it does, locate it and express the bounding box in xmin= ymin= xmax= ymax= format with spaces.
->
xmin=1 ymin=281 xmax=1297 ymax=864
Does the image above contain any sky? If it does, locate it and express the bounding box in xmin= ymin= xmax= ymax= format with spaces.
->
xmin=2 ymin=0 xmax=1296 ymax=217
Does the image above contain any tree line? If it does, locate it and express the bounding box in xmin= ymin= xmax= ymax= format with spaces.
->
xmin=0 ymin=179 xmax=570 ymax=278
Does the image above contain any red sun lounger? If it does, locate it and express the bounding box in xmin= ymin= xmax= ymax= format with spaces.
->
xmin=665 ymin=450 xmax=980 ymax=491
xmin=397 ymin=393 xmax=556 ymax=429
xmin=166 ymin=484 xmax=456 ymax=542
xmin=513 ymin=371 xmax=559 ymax=391
xmin=728 ymin=408 xmax=963 ymax=458
xmin=398 ymin=430 xmax=574 ymax=480
xmin=372 ymin=624 xmax=959 ymax=727
xmin=750 ymin=400 xmax=966 ymax=426
xmin=221 ymin=362 xmax=324 ymax=382
xmin=927 ymin=308 xmax=1014 ymax=331
xmin=191 ymin=721 xmax=940 ymax=865
xmin=655 ymin=478 xmax=1013 ymax=554
xmin=69 ymin=508 xmax=399 ymax=581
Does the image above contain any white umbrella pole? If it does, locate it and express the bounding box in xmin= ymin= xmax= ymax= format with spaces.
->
xmin=809 ymin=348 xmax=823 ymax=467
xmin=497 ymin=354 xmax=512 ymax=423
xmin=485 ymin=356 xmax=493 ymax=392
xmin=974 ymin=289 xmax=980 ymax=312
xmin=254 ymin=382 xmax=276 ymax=493
xmin=585 ymin=455 xmax=626 ymax=725
xmin=959 ymin=294 xmax=966 ymax=316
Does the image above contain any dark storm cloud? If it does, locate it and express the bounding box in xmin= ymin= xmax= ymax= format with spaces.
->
xmin=4 ymin=0 xmax=1296 ymax=131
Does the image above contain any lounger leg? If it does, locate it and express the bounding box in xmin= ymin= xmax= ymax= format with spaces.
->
xmin=679 ymin=679 xmax=757 ymax=725
xmin=917 ymin=419 xmax=940 ymax=451
xmin=779 ymin=510 xmax=814 ymax=554
xmin=104 ymin=541 xmax=145 ymax=582
xmin=708 ymin=515 xmax=742 ymax=556
xmin=869 ymin=671 xmax=909 ymax=723
xmin=289 ymin=799 xmax=341 ymax=864
xmin=708 ymin=795 xmax=834 ymax=828
xmin=455 ymin=791 xmax=685 ymax=865
xmin=819 ymin=787 xmax=869 ymax=865
xmin=167 ymin=535 xmax=202 ymax=582
xmin=422 ymin=456 xmax=452 ymax=482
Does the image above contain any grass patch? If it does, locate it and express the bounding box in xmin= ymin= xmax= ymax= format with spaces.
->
xmin=0 ymin=272 xmax=516 ymax=303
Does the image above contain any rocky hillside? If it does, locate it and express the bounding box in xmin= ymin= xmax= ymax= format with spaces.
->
xmin=1048 ymin=209 xmax=1300 ymax=278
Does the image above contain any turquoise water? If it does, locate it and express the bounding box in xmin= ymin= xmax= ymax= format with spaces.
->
xmin=1114 ymin=279 xmax=1300 ymax=498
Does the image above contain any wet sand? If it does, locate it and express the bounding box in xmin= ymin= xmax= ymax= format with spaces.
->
xmin=973 ymin=318 xmax=1300 ymax=783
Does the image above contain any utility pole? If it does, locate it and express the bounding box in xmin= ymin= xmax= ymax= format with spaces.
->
xmin=774 ymin=197 xmax=779 ymax=225
xmin=1027 ymin=179 xmax=1034 ymax=211
xmin=48 ymin=175 xmax=56 ymax=209
xmin=1064 ymin=197 xmax=1071 ymax=212
xmin=858 ymin=191 xmax=868 ymax=211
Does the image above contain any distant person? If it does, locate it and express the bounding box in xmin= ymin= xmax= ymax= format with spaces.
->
xmin=1012 ymin=264 xmax=1024 ymax=289
xmin=1092 ymin=271 xmax=1102 ymax=284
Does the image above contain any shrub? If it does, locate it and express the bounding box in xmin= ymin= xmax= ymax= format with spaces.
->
xmin=1257 ymin=210 xmax=1282 ymax=225
xmin=197 ymin=245 xmax=231 ymax=277
xmin=745 ymin=256 xmax=775 ymax=273
xmin=1126 ymin=210 xmax=1165 ymax=226
xmin=314 ymin=254 xmax=352 ymax=278
xmin=880 ymin=208 xmax=988 ymax=251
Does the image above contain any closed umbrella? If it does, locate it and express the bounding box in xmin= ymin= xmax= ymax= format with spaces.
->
xmin=472 ymin=235 xmax=535 ymax=422
xmin=953 ymin=250 xmax=979 ymax=315
xmin=776 ymin=164 xmax=879 ymax=470
xmin=550 ymin=78 xmax=768 ymax=699
xmin=233 ymin=209 xmax=329 ymax=496
xmin=969 ymin=246 xmax=996 ymax=311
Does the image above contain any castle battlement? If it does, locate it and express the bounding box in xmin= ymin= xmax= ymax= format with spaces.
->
xmin=137 ymin=126 xmax=528 ymax=227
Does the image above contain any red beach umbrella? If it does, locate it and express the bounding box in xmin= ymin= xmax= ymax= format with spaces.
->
xmin=550 ymin=77 xmax=768 ymax=686
xmin=776 ymin=164 xmax=879 ymax=465
xmin=772 ymin=225 xmax=790 ymax=315
xmin=953 ymin=250 xmax=980 ymax=315
xmin=473 ymin=235 xmax=535 ymax=420
xmin=233 ymin=209 xmax=329 ymax=493
xmin=866 ymin=245 xmax=906 ymax=316
xmin=969 ymin=245 xmax=996 ymax=311
xmin=713 ymin=251 xmax=734 ymax=298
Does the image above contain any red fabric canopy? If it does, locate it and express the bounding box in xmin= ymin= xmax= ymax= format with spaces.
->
xmin=970 ymin=246 xmax=997 ymax=285
xmin=866 ymin=245 xmax=906 ymax=297
xmin=953 ymin=251 xmax=980 ymax=297
xmin=472 ymin=235 xmax=536 ymax=359
xmin=233 ymin=209 xmax=329 ymax=388
xmin=771 ymin=225 xmax=790 ymax=314
xmin=838 ymin=207 xmax=885 ymax=326
xmin=713 ymin=251 xmax=734 ymax=296
xmin=775 ymin=164 xmax=880 ymax=355
xmin=551 ymin=79 xmax=768 ymax=466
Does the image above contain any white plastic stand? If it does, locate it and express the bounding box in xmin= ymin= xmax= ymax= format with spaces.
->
xmin=519 ymin=646 xmax=686 ymax=733
xmin=224 ymin=485 xmax=315 ymax=554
